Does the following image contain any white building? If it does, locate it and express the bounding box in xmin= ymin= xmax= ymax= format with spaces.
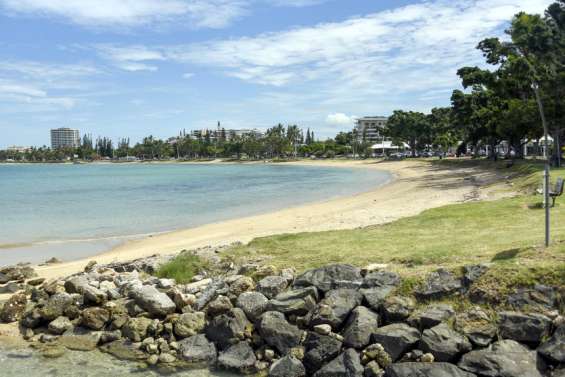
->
xmin=7 ymin=146 xmax=31 ymax=153
xmin=354 ymin=116 xmax=388 ymax=143
xmin=51 ymin=128 xmax=80 ymax=149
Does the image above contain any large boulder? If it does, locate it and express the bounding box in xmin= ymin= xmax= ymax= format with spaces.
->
xmin=174 ymin=311 xmax=206 ymax=338
xmin=229 ymin=276 xmax=256 ymax=297
xmin=206 ymin=296 xmax=233 ymax=317
xmin=382 ymin=296 xmax=415 ymax=323
xmin=454 ymin=307 xmax=496 ymax=347
xmin=269 ymin=287 xmax=318 ymax=317
xmin=538 ymin=324 xmax=565 ymax=364
xmin=178 ymin=334 xmax=217 ymax=365
xmin=48 ymin=316 xmax=73 ymax=335
xmin=258 ymin=311 xmax=304 ymax=355
xmin=236 ymin=292 xmax=269 ymax=321
xmin=303 ymin=332 xmax=343 ymax=373
xmin=360 ymin=286 xmax=395 ymax=311
xmin=386 ymin=362 xmax=477 ymax=377
xmin=100 ymin=339 xmax=148 ymax=361
xmin=39 ymin=292 xmax=74 ymax=321
xmin=257 ymin=276 xmax=289 ymax=299
xmin=342 ymin=306 xmax=379 ymax=349
xmin=205 ymin=308 xmax=252 ymax=349
xmin=498 ymin=311 xmax=551 ymax=345
xmin=0 ymin=265 xmax=36 ymax=282
xmin=507 ymin=285 xmax=558 ymax=311
xmin=0 ymin=292 xmax=27 ymax=323
xmin=217 ymin=341 xmax=257 ymax=374
xmin=362 ymin=270 xmax=400 ymax=289
xmin=64 ymin=276 xmax=90 ymax=294
xmin=419 ymin=323 xmax=472 ymax=362
xmin=415 ymin=269 xmax=463 ymax=300
xmin=310 ymin=289 xmax=363 ymax=329
xmin=294 ymin=265 xmax=363 ymax=293
xmin=59 ymin=327 xmax=102 ymax=351
xmin=458 ymin=339 xmax=543 ymax=377
xmin=122 ymin=317 xmax=153 ymax=342
xmin=407 ymin=304 xmax=455 ymax=330
xmin=130 ymin=285 xmax=176 ymax=316
xmin=371 ymin=323 xmax=420 ymax=361
xmin=312 ymin=348 xmax=363 ymax=377
xmin=269 ymin=355 xmax=306 ymax=377
xmin=82 ymin=285 xmax=107 ymax=306
xmin=81 ymin=307 xmax=110 ymax=330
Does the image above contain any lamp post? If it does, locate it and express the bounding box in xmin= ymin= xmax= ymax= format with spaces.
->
xmin=533 ymin=82 xmax=550 ymax=247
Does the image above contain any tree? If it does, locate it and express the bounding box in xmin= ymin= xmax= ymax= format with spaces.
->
xmin=385 ymin=110 xmax=429 ymax=156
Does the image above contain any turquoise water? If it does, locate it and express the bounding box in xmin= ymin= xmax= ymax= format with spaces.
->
xmin=0 ymin=163 xmax=390 ymax=266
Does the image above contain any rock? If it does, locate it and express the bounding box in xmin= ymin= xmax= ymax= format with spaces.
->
xmin=83 ymin=285 xmax=107 ymax=305
xmin=122 ymin=317 xmax=153 ymax=342
xmin=342 ymin=306 xmax=379 ymax=349
xmin=64 ymin=276 xmax=90 ymax=294
xmin=269 ymin=295 xmax=317 ymax=317
xmin=360 ymin=264 xmax=389 ymax=276
xmin=84 ymin=261 xmax=98 ymax=272
xmin=59 ymin=327 xmax=102 ymax=351
xmin=310 ymin=289 xmax=363 ymax=329
xmin=362 ymin=271 xmax=400 ymax=289
xmin=130 ymin=285 xmax=176 ymax=316
xmin=386 ymin=362 xmax=477 ymax=377
xmin=313 ymin=348 xmax=364 ymax=377
xmin=218 ymin=341 xmax=257 ymax=374
xmin=81 ymin=307 xmax=110 ymax=330
xmin=229 ymin=276 xmax=256 ymax=296
xmin=39 ymin=344 xmax=66 ymax=359
xmin=0 ymin=282 xmax=22 ymax=294
xmin=0 ymin=292 xmax=27 ymax=323
xmin=303 ymin=332 xmax=343 ymax=373
xmin=0 ymin=265 xmax=36 ymax=282
xmin=507 ymin=284 xmax=558 ymax=311
xmin=458 ymin=339 xmax=543 ymax=377
xmin=27 ymin=278 xmax=45 ymax=286
xmin=407 ymin=304 xmax=455 ymax=330
xmin=0 ymin=272 xmax=8 ymax=284
xmin=236 ymin=291 xmax=269 ymax=321
xmin=270 ymin=355 xmax=306 ymax=377
xmin=382 ymin=296 xmax=415 ymax=323
xmin=179 ymin=334 xmax=217 ymax=365
xmin=360 ymin=286 xmax=395 ymax=311
xmin=259 ymin=311 xmax=304 ymax=355
xmin=314 ymin=324 xmax=332 ymax=336
xmin=498 ymin=311 xmax=552 ymax=345
xmin=195 ymin=280 xmax=225 ymax=310
xmin=294 ymin=264 xmax=363 ymax=293
xmin=48 ymin=316 xmax=73 ymax=335
xmin=362 ymin=343 xmax=391 ymax=368
xmin=282 ymin=268 xmax=296 ymax=284
xmin=157 ymin=278 xmax=175 ymax=289
xmin=159 ymin=353 xmax=177 ymax=364
xmin=258 ymin=276 xmax=289 ymax=299
xmin=174 ymin=311 xmax=206 ymax=338
xmin=419 ymin=323 xmax=472 ymax=362
xmin=415 ymin=269 xmax=463 ymax=300
xmin=463 ymin=264 xmax=488 ymax=286
xmin=364 ymin=360 xmax=384 ymax=377
xmin=207 ymin=295 xmax=233 ymax=317
xmin=371 ymin=323 xmax=420 ymax=361
xmin=454 ymin=307 xmax=496 ymax=347
xmin=100 ymin=339 xmax=148 ymax=361
xmin=99 ymin=330 xmax=122 ymax=344
xmin=538 ymin=324 xmax=565 ymax=364
xmin=21 ymin=308 xmax=42 ymax=328
xmin=206 ymin=308 xmax=252 ymax=349
xmin=147 ymin=354 xmax=159 ymax=365
xmin=39 ymin=292 xmax=74 ymax=321
xmin=45 ymin=257 xmax=63 ymax=265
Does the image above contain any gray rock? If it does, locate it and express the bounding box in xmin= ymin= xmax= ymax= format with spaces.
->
xmin=229 ymin=276 xmax=256 ymax=297
xmin=407 ymin=304 xmax=455 ymax=330
xmin=122 ymin=317 xmax=153 ymax=342
xmin=270 ymin=355 xmax=306 ymax=377
xmin=371 ymin=323 xmax=420 ymax=361
xmin=99 ymin=330 xmax=122 ymax=344
xmin=258 ymin=276 xmax=289 ymax=299
xmin=362 ymin=271 xmax=400 ymax=289
xmin=303 ymin=332 xmax=343 ymax=373
xmin=386 ymin=362 xmax=477 ymax=377
xmin=360 ymin=286 xmax=395 ymax=311
xmin=83 ymin=285 xmax=107 ymax=305
xmin=64 ymin=276 xmax=90 ymax=294
xmin=463 ymin=264 xmax=488 ymax=286
xmin=313 ymin=348 xmax=363 ymax=377
xmin=342 ymin=306 xmax=379 ymax=349
xmin=269 ymin=295 xmax=317 ymax=317
xmin=196 ymin=280 xmax=226 ymax=311
xmin=458 ymin=339 xmax=543 ymax=377
xmin=206 ymin=295 xmax=233 ymax=317
xmin=0 ymin=292 xmax=27 ymax=323
xmin=294 ymin=264 xmax=363 ymax=293
xmin=259 ymin=311 xmax=303 ymax=355
xmin=39 ymin=292 xmax=74 ymax=321
xmin=0 ymin=272 xmax=8 ymax=284
xmin=179 ymin=334 xmax=217 ymax=365
xmin=499 ymin=311 xmax=551 ymax=345
xmin=59 ymin=327 xmax=102 ymax=351
xmin=81 ymin=307 xmax=110 ymax=330
xmin=415 ymin=269 xmax=463 ymax=300
xmin=130 ymin=285 xmax=176 ymax=316
xmin=454 ymin=307 xmax=496 ymax=347
xmin=507 ymin=284 xmax=557 ymax=311
xmin=310 ymin=289 xmax=363 ymax=329
xmin=174 ymin=311 xmax=206 ymax=338
xmin=205 ymin=308 xmax=251 ymax=349
xmin=276 ymin=286 xmax=320 ymax=302
xmin=538 ymin=324 xmax=565 ymax=364
xmin=236 ymin=291 xmax=269 ymax=321
xmin=382 ymin=296 xmax=415 ymax=323
xmin=100 ymin=339 xmax=148 ymax=361
xmin=420 ymin=323 xmax=472 ymax=362
xmin=48 ymin=316 xmax=73 ymax=335
xmin=0 ymin=282 xmax=22 ymax=294
xmin=218 ymin=341 xmax=257 ymax=374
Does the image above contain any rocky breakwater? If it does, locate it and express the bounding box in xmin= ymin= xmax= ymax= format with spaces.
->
xmin=0 ymin=259 xmax=563 ymax=377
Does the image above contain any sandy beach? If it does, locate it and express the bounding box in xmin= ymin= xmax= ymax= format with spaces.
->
xmin=27 ymin=159 xmax=510 ymax=282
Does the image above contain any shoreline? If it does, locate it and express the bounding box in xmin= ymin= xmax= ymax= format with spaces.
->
xmin=28 ymin=159 xmax=510 ymax=282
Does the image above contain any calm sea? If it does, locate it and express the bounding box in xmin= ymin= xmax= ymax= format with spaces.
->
xmin=0 ymin=163 xmax=390 ymax=266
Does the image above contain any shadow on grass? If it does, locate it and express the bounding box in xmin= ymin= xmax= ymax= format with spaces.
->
xmin=491 ymin=248 xmax=523 ymax=262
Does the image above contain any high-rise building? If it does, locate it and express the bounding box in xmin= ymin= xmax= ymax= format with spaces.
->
xmin=354 ymin=116 xmax=388 ymax=143
xmin=50 ymin=128 xmax=80 ymax=149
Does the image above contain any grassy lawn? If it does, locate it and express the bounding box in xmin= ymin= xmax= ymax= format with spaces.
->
xmin=221 ymin=159 xmax=565 ymax=290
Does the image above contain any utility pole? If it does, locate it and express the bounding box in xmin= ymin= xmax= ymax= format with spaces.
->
xmin=533 ymin=83 xmax=550 ymax=247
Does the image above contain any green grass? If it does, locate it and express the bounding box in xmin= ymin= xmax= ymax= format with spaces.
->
xmin=155 ymin=252 xmax=210 ymax=284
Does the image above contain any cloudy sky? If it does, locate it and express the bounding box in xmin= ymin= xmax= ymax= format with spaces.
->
xmin=0 ymin=0 xmax=553 ymax=147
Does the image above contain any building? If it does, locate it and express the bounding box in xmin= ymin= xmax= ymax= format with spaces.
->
xmin=7 ymin=146 xmax=31 ymax=153
xmin=354 ymin=116 xmax=388 ymax=143
xmin=51 ymin=128 xmax=80 ymax=149
xmin=189 ymin=128 xmax=264 ymax=141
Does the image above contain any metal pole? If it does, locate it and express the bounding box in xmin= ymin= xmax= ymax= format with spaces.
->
xmin=533 ymin=83 xmax=550 ymax=247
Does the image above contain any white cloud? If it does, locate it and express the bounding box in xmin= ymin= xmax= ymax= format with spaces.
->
xmin=117 ymin=62 xmax=158 ymax=72
xmin=268 ymin=0 xmax=329 ymax=7
xmin=0 ymin=0 xmax=248 ymax=29
xmin=326 ymin=113 xmax=356 ymax=126
xmin=0 ymin=81 xmax=76 ymax=109
xmin=182 ymin=73 xmax=195 ymax=79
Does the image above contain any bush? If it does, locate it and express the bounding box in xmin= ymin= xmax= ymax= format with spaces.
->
xmin=155 ymin=253 xmax=209 ymax=284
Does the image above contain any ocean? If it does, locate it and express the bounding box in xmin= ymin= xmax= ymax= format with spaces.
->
xmin=0 ymin=163 xmax=390 ymax=266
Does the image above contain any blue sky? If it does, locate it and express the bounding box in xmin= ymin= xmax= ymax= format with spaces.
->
xmin=0 ymin=0 xmax=553 ymax=148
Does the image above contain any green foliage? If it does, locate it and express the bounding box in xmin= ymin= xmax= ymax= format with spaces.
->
xmin=155 ymin=253 xmax=210 ymax=284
